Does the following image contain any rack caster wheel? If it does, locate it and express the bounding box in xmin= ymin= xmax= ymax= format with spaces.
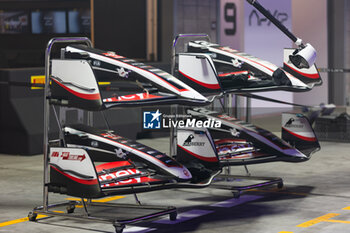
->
xmin=232 ymin=191 xmax=240 ymax=198
xmin=113 ymin=223 xmax=125 ymax=233
xmin=28 ymin=212 xmax=38 ymax=221
xmin=170 ymin=212 xmax=177 ymax=221
xmin=66 ymin=202 xmax=76 ymax=214
xmin=277 ymin=182 xmax=284 ymax=189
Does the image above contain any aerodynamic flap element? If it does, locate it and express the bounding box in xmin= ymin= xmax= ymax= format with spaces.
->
xmin=177 ymin=53 xmax=222 ymax=97
xmin=283 ymin=48 xmax=322 ymax=86
xmin=282 ymin=113 xmax=320 ymax=156
xmin=51 ymin=59 xmax=103 ymax=111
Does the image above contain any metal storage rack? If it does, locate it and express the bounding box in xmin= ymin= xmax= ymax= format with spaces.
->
xmin=171 ymin=33 xmax=283 ymax=198
xmin=28 ymin=37 xmax=177 ymax=233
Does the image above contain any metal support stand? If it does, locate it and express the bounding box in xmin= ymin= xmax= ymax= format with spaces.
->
xmin=101 ymin=111 xmax=111 ymax=130
xmin=223 ymin=94 xmax=229 ymax=113
xmin=235 ymin=94 xmax=241 ymax=119
xmin=169 ymin=104 xmax=178 ymax=157
xmin=29 ymin=201 xmax=177 ymax=233
xmin=213 ymin=92 xmax=283 ymax=197
xmin=244 ymin=164 xmax=251 ymax=176
xmin=81 ymin=198 xmax=90 ymax=216
xmin=169 ymin=34 xmax=211 ymax=157
xmin=42 ymin=38 xmax=93 ymax=213
xmin=246 ymin=96 xmax=251 ymax=123
xmin=212 ymin=174 xmax=283 ymax=198
xmin=212 ymin=161 xmax=283 ymax=198
xmin=132 ymin=189 xmax=142 ymax=205
xmin=170 ymin=33 xmax=284 ymax=198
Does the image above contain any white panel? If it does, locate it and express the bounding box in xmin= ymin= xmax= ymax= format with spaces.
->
xmin=284 ymin=48 xmax=319 ymax=76
xmin=51 ymin=59 xmax=100 ymax=96
xmin=50 ymin=147 xmax=97 ymax=179
xmin=65 ymin=47 xmax=207 ymax=101
xmin=178 ymin=54 xmax=219 ymax=86
xmin=282 ymin=113 xmax=316 ymax=139
xmin=177 ymin=129 xmax=217 ymax=160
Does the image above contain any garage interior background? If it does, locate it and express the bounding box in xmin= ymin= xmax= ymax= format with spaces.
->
xmin=0 ymin=0 xmax=348 ymax=155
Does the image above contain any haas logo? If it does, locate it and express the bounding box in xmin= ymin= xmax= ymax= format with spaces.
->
xmin=284 ymin=118 xmax=294 ymax=127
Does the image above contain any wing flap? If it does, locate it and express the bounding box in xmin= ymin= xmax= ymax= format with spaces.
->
xmin=96 ymin=161 xmax=170 ymax=189
xmin=184 ymin=41 xmax=318 ymax=93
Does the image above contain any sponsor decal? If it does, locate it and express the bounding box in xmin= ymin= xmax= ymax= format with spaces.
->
xmin=51 ymin=151 xmax=59 ymax=157
xmin=91 ymin=141 xmax=99 ymax=147
xmin=51 ymin=151 xmax=86 ymax=162
xmin=61 ymin=152 xmax=86 ymax=161
xmin=284 ymin=118 xmax=294 ymax=127
xmin=104 ymin=93 xmax=161 ymax=102
xmin=98 ymin=168 xmax=159 ymax=187
xmin=92 ymin=60 xmax=101 ymax=66
xmin=99 ymin=168 xmax=141 ymax=186
xmin=219 ymin=46 xmax=238 ymax=53
xmin=101 ymin=132 xmax=122 ymax=140
xmin=284 ymin=118 xmax=303 ymax=128
xmin=143 ymin=109 xmax=221 ymax=130
xmin=103 ymin=52 xmax=125 ymax=59
xmin=183 ymin=134 xmax=205 ymax=146
xmin=218 ymin=114 xmax=236 ymax=121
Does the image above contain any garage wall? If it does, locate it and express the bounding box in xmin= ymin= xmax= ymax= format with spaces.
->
xmin=244 ymin=0 xmax=293 ymax=116
xmin=174 ymin=0 xmax=218 ymax=43
xmin=93 ymin=0 xmax=147 ymax=59
xmin=292 ymin=0 xmax=328 ymax=106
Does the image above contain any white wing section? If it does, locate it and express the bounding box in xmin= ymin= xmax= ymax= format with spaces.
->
xmin=50 ymin=147 xmax=97 ymax=179
xmin=51 ymin=59 xmax=100 ymax=96
xmin=65 ymin=46 xmax=207 ymax=102
xmin=64 ymin=127 xmax=192 ymax=180
xmin=178 ymin=53 xmax=220 ymax=89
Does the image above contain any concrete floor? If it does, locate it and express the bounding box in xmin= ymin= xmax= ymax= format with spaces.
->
xmin=1 ymin=124 xmax=350 ymax=232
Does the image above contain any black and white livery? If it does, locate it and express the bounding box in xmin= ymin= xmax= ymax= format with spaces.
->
xmin=50 ymin=45 xmax=210 ymax=111
xmin=178 ymin=108 xmax=320 ymax=171
xmin=175 ymin=40 xmax=321 ymax=97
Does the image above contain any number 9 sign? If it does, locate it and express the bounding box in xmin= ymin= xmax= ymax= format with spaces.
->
xmin=224 ymin=2 xmax=236 ymax=35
